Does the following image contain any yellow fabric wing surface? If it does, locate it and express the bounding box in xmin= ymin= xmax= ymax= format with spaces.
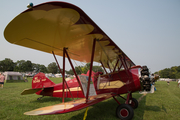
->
xmin=24 ymin=93 xmax=113 ymax=115
xmin=4 ymin=2 xmax=135 ymax=67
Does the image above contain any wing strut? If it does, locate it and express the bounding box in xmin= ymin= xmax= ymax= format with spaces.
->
xmin=107 ymin=61 xmax=112 ymax=73
xmin=119 ymin=55 xmax=130 ymax=76
xmin=64 ymin=48 xmax=85 ymax=97
xmin=97 ymin=40 xmax=114 ymax=73
xmin=86 ymin=39 xmax=96 ymax=102
xmin=62 ymin=48 xmax=66 ymax=102
xmin=118 ymin=55 xmax=131 ymax=92
xmin=113 ymin=59 xmax=120 ymax=72
xmin=118 ymin=60 xmax=123 ymax=71
xmin=99 ymin=60 xmax=108 ymax=74
xmin=52 ymin=51 xmax=74 ymax=102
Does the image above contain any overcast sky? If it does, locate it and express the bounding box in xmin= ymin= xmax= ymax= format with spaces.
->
xmin=0 ymin=0 xmax=180 ymax=73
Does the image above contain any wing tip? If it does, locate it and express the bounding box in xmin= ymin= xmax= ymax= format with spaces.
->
xmin=24 ymin=110 xmax=44 ymax=116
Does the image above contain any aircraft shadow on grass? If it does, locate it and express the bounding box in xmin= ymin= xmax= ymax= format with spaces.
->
xmin=30 ymin=97 xmax=73 ymax=103
xmin=68 ymin=95 xmax=161 ymax=120
xmin=19 ymin=90 xmax=162 ymax=120
xmin=69 ymin=97 xmax=123 ymax=120
xmin=27 ymin=94 xmax=161 ymax=120
xmin=134 ymin=95 xmax=162 ymax=120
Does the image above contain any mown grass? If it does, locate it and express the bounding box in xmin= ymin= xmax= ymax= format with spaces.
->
xmin=0 ymin=78 xmax=180 ymax=120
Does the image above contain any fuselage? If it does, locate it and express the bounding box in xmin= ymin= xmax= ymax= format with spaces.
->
xmin=35 ymin=66 xmax=142 ymax=98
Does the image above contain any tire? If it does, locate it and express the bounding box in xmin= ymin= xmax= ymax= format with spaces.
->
xmin=116 ymin=104 xmax=134 ymax=120
xmin=37 ymin=97 xmax=41 ymax=100
xmin=129 ymin=98 xmax=138 ymax=109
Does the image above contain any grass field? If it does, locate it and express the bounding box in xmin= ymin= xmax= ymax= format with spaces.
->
xmin=0 ymin=78 xmax=180 ymax=120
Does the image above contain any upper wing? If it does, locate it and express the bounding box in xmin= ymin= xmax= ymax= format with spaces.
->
xmin=24 ymin=93 xmax=114 ymax=115
xmin=4 ymin=1 xmax=135 ymax=68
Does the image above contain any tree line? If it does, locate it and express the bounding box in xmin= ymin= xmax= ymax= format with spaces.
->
xmin=0 ymin=58 xmax=48 ymax=73
xmin=0 ymin=58 xmax=103 ymax=75
xmin=154 ymin=66 xmax=180 ymax=79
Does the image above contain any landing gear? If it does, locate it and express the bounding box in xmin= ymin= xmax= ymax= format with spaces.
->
xmin=116 ymin=104 xmax=134 ymax=120
xmin=37 ymin=96 xmax=44 ymax=100
xmin=129 ymin=98 xmax=138 ymax=109
xmin=114 ymin=93 xmax=138 ymax=120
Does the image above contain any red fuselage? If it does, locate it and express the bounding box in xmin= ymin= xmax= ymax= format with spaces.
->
xmin=34 ymin=66 xmax=142 ymax=98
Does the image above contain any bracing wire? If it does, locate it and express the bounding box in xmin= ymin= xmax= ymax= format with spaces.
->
xmin=97 ymin=40 xmax=130 ymax=92
xmin=80 ymin=61 xmax=89 ymax=73
xmin=72 ymin=59 xmax=83 ymax=74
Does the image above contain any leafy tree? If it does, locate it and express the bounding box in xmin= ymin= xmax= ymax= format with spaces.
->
xmin=48 ymin=62 xmax=58 ymax=74
xmin=82 ymin=63 xmax=104 ymax=73
xmin=74 ymin=66 xmax=82 ymax=75
xmin=14 ymin=60 xmax=33 ymax=72
xmin=156 ymin=66 xmax=180 ymax=79
xmin=92 ymin=66 xmax=104 ymax=73
xmin=25 ymin=60 xmax=33 ymax=71
xmin=14 ymin=60 xmax=26 ymax=72
xmin=176 ymin=66 xmax=180 ymax=72
xmin=66 ymin=69 xmax=74 ymax=75
xmin=32 ymin=63 xmax=47 ymax=73
xmin=32 ymin=63 xmax=39 ymax=71
xmin=0 ymin=58 xmax=48 ymax=73
xmin=0 ymin=58 xmax=15 ymax=71
xmin=81 ymin=67 xmax=88 ymax=74
xmin=159 ymin=68 xmax=171 ymax=78
xmin=39 ymin=65 xmax=48 ymax=73
xmin=66 ymin=63 xmax=104 ymax=75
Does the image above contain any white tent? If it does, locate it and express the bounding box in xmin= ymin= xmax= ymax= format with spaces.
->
xmin=4 ymin=71 xmax=23 ymax=80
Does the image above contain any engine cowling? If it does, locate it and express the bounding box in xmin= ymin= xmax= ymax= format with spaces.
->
xmin=140 ymin=66 xmax=151 ymax=91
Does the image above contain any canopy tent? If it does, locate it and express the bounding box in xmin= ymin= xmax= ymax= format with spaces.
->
xmin=4 ymin=71 xmax=23 ymax=80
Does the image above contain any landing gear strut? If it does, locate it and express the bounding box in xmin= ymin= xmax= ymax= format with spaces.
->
xmin=37 ymin=96 xmax=44 ymax=100
xmin=113 ymin=92 xmax=138 ymax=120
xmin=129 ymin=98 xmax=138 ymax=109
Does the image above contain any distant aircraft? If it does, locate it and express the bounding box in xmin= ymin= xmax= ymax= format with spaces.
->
xmin=4 ymin=1 xmax=157 ymax=120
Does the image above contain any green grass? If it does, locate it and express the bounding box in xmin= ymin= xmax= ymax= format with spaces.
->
xmin=0 ymin=78 xmax=180 ymax=120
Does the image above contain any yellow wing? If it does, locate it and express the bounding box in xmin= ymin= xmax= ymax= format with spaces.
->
xmin=4 ymin=1 xmax=135 ymax=68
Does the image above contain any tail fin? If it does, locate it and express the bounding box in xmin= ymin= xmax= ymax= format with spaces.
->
xmin=32 ymin=72 xmax=55 ymax=89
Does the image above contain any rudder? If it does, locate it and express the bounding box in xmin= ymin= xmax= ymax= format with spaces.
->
xmin=32 ymin=72 xmax=55 ymax=89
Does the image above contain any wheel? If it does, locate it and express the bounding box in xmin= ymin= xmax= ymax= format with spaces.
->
xmin=37 ymin=96 xmax=43 ymax=100
xmin=116 ymin=104 xmax=134 ymax=120
xmin=129 ymin=98 xmax=138 ymax=109
xmin=37 ymin=97 xmax=41 ymax=100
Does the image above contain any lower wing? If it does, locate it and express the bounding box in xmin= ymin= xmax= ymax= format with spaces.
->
xmin=24 ymin=93 xmax=114 ymax=115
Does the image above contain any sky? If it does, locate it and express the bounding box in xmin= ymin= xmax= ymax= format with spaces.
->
xmin=0 ymin=0 xmax=180 ymax=73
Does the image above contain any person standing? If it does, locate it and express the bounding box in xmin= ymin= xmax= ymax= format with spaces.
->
xmin=178 ymin=79 xmax=180 ymax=88
xmin=0 ymin=73 xmax=5 ymax=88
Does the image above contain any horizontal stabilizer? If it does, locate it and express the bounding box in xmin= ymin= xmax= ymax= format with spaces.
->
xmin=21 ymin=88 xmax=42 ymax=95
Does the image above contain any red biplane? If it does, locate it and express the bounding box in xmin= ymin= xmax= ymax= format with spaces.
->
xmin=4 ymin=1 xmax=153 ymax=120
